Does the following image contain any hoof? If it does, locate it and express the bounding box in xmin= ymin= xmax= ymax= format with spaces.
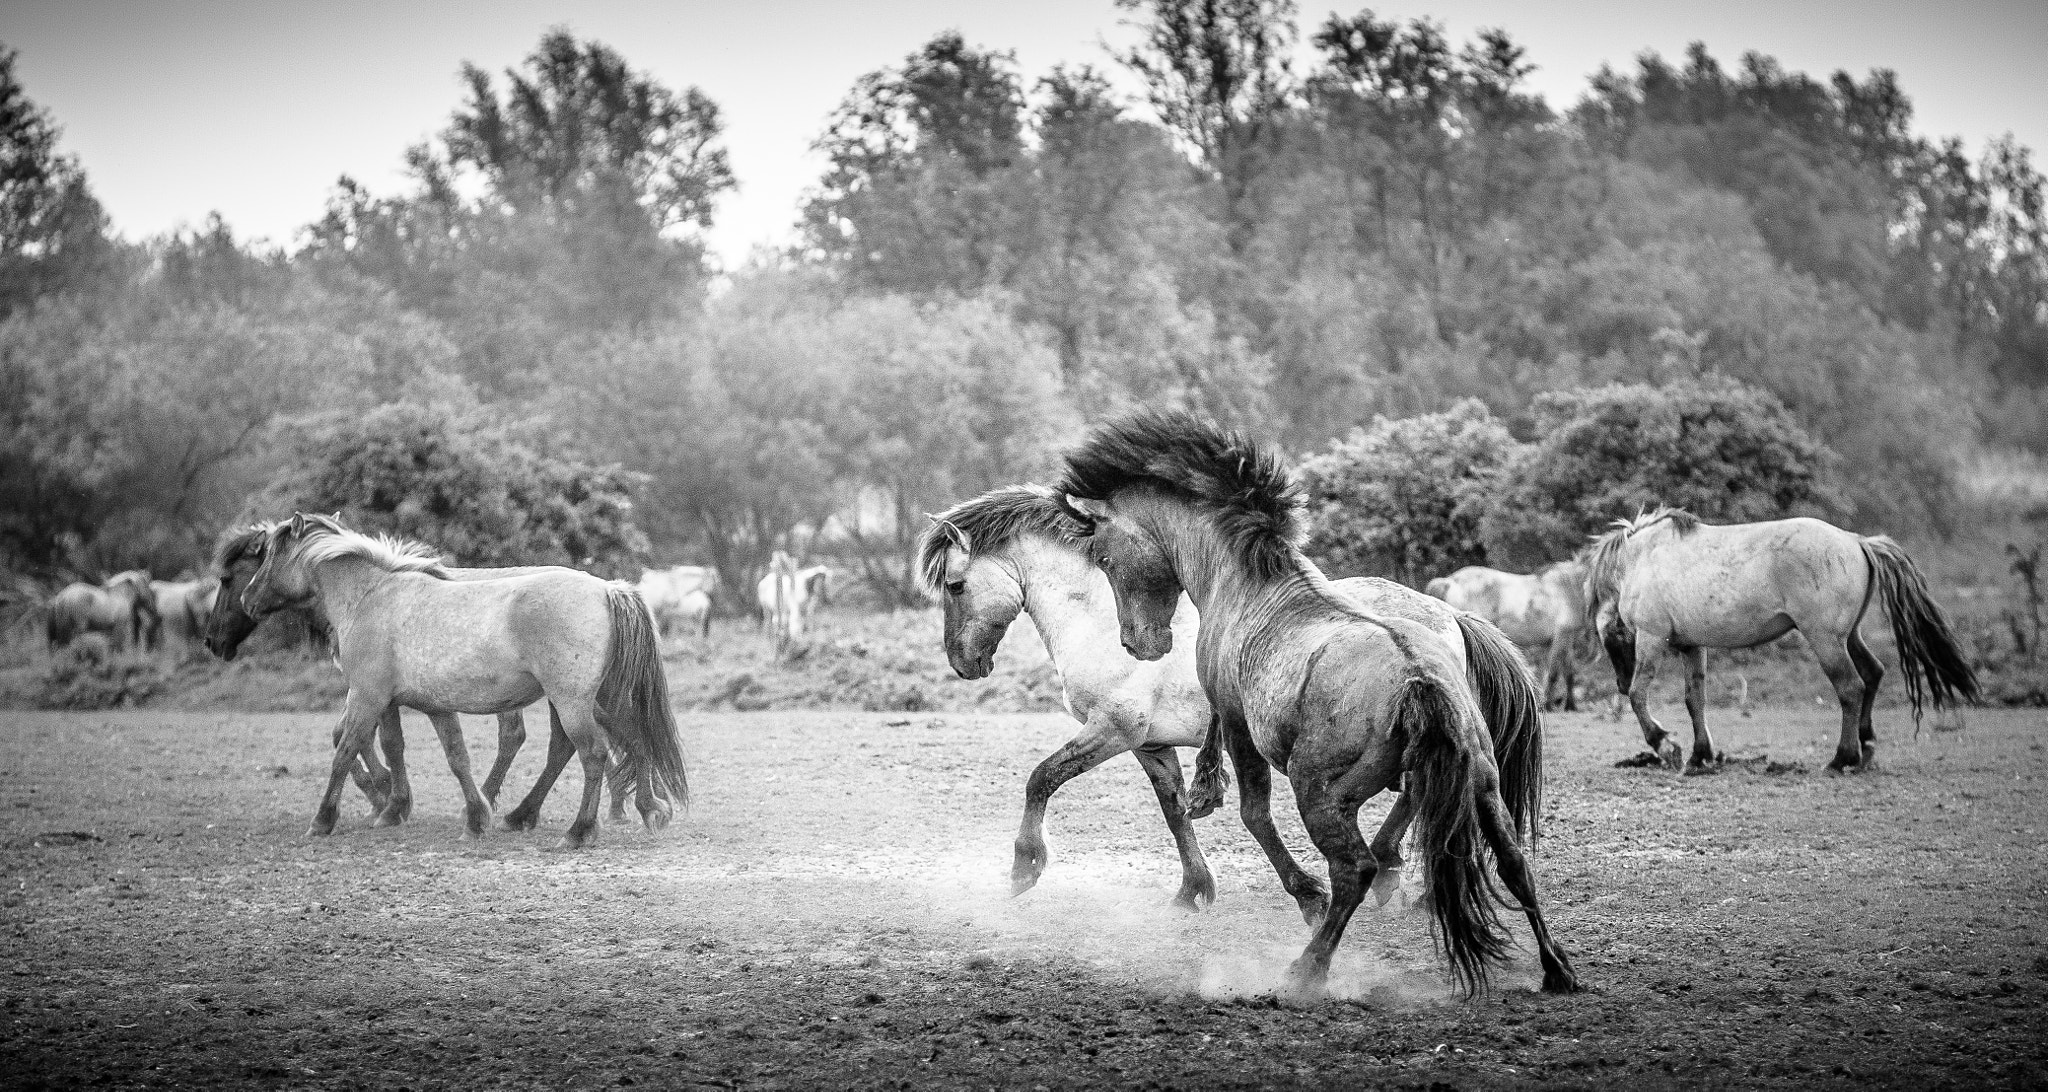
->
xmin=1009 ymin=871 xmax=1041 ymax=898
xmin=499 ymin=810 xmax=540 ymax=832
xmin=557 ymin=827 xmax=598 ymax=850
xmin=1294 ymin=888 xmax=1331 ymax=928
xmin=305 ymin=824 xmax=336 ymax=838
xmin=1658 ymin=740 xmax=1685 ymax=770
xmin=372 ymin=810 xmax=403 ymax=828
xmin=1278 ymin=958 xmax=1329 ymax=1005
xmin=1172 ymin=876 xmax=1216 ymax=912
xmin=1542 ymin=968 xmax=1583 ymax=995
xmin=640 ymin=808 xmax=672 ymax=832
xmin=1183 ymin=797 xmax=1221 ymax=821
xmin=1368 ymin=866 xmax=1403 ymax=908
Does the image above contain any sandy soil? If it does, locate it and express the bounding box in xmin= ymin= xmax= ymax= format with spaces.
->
xmin=3 ymin=703 xmax=2045 ymax=1089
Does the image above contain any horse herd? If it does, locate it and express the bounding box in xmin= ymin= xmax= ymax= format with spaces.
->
xmin=30 ymin=409 xmax=1981 ymax=1000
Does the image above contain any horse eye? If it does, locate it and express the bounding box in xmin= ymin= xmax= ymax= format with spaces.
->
xmin=945 ymin=580 xmax=966 ymax=597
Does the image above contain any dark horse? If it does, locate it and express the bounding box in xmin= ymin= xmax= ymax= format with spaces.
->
xmin=1057 ymin=411 xmax=1577 ymax=998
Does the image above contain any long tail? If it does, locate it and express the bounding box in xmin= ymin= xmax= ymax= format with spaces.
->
xmin=1455 ymin=612 xmax=1544 ymax=842
xmin=597 ymin=585 xmax=690 ymax=807
xmin=1399 ymin=673 xmax=1513 ymax=996
xmin=1184 ymin=712 xmax=1230 ymax=819
xmin=1861 ymin=536 xmax=1981 ymax=722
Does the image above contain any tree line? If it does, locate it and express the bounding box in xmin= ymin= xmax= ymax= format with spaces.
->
xmin=2 ymin=3 xmax=2043 ymax=604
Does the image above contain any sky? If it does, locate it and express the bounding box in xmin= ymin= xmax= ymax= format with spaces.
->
xmin=4 ymin=0 xmax=2045 ymax=269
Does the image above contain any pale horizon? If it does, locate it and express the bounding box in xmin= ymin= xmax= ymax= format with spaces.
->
xmin=5 ymin=0 xmax=2044 ymax=269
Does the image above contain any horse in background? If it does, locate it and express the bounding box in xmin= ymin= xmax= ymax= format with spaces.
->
xmin=1585 ymin=507 xmax=1980 ymax=773
xmin=756 ymin=560 xmax=829 ymax=639
xmin=235 ymin=514 xmax=688 ymax=846
xmin=919 ymin=484 xmax=1542 ymax=913
xmin=1058 ymin=410 xmax=1578 ymax=998
xmin=1427 ymin=560 xmax=1587 ymax=710
xmin=144 ymin=578 xmax=218 ymax=654
xmin=638 ymin=565 xmax=717 ymax=640
xmin=47 ymin=571 xmax=158 ymax=653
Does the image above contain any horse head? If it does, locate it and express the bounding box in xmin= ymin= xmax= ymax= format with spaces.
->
xmin=920 ymin=515 xmax=1019 ymax=680
xmin=1063 ymin=492 xmax=1181 ymax=662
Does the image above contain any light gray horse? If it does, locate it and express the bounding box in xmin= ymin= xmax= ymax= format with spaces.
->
xmin=919 ymin=484 xmax=1544 ymax=913
xmin=1426 ymin=560 xmax=1587 ymax=710
xmin=1584 ymin=507 xmax=1980 ymax=773
xmin=1058 ymin=411 xmax=1577 ymax=999
xmin=47 ymin=571 xmax=158 ymax=652
xmin=237 ymin=513 xmax=688 ymax=847
xmin=145 ymin=578 xmax=218 ymax=654
xmin=638 ymin=565 xmax=717 ymax=640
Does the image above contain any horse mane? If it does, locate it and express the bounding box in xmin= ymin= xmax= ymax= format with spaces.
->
xmin=1056 ymin=411 xmax=1305 ymax=581
xmin=210 ymin=521 xmax=279 ymax=575
xmin=916 ymin=485 xmax=1089 ymax=593
xmin=1583 ymin=505 xmax=1699 ymax=616
xmin=293 ymin=517 xmax=449 ymax=578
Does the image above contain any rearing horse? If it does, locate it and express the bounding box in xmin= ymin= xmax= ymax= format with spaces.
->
xmin=239 ymin=514 xmax=688 ymax=847
xmin=1584 ymin=507 xmax=1979 ymax=773
xmin=1058 ymin=411 xmax=1577 ymax=998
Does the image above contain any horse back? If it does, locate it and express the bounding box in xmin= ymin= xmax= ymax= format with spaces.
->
xmin=357 ymin=570 xmax=614 ymax=705
xmin=1623 ymin=517 xmax=1866 ymax=643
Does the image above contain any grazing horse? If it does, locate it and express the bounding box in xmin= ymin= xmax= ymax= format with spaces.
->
xmin=1057 ymin=411 xmax=1577 ymax=998
xmin=919 ymin=485 xmax=1543 ymax=912
xmin=145 ymin=579 xmax=218 ymax=653
xmin=206 ymin=527 xmax=616 ymax=824
xmin=237 ymin=514 xmax=688 ymax=846
xmin=1584 ymin=507 xmax=1980 ymax=773
xmin=757 ymin=561 xmax=828 ymax=632
xmin=47 ymin=571 xmax=158 ymax=652
xmin=638 ymin=565 xmax=717 ymax=639
xmin=1427 ymin=561 xmax=1587 ymax=710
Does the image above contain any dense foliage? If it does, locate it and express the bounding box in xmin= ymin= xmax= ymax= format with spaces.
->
xmin=1 ymin=12 xmax=2042 ymax=599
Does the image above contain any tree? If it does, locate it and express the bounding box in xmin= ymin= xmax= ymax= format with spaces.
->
xmin=0 ymin=45 xmax=115 ymax=319
xmin=1478 ymin=379 xmax=1842 ymax=567
xmin=1296 ymin=399 xmax=1524 ymax=587
xmin=256 ymin=389 xmax=647 ymax=577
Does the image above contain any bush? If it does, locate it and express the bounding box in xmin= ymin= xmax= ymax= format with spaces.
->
xmin=34 ymin=635 xmax=168 ymax=709
xmin=1479 ymin=378 xmax=1843 ymax=567
xmin=1297 ymin=399 xmax=1527 ymax=587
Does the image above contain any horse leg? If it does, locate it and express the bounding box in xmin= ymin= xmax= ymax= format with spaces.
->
xmin=554 ymin=702 xmax=612 ymax=850
xmin=1848 ymin=629 xmax=1885 ymax=764
xmin=1224 ymin=715 xmax=1328 ymax=925
xmin=311 ymin=696 xmax=385 ymax=836
xmin=1282 ymin=770 xmax=1386 ymax=1000
xmin=1364 ymin=792 xmax=1415 ymax=907
xmin=607 ymin=752 xmax=631 ymax=823
xmin=1814 ymin=636 xmax=1870 ymax=773
xmin=1619 ymin=632 xmax=1679 ymax=768
xmin=372 ymin=706 xmax=414 ymax=827
xmin=1013 ymin=715 xmax=1130 ymax=896
xmin=1533 ymin=640 xmax=1557 ymax=711
xmin=501 ymin=706 xmax=575 ymax=831
xmin=425 ymin=712 xmax=492 ymax=838
xmin=480 ymin=709 xmax=526 ymax=806
xmin=1131 ymin=744 xmax=1216 ymax=911
xmin=344 ymin=719 xmax=392 ymax=814
xmin=1560 ymin=638 xmax=1578 ymax=713
xmin=1473 ymin=771 xmax=1580 ymax=994
xmin=1678 ymin=645 xmax=1722 ymax=769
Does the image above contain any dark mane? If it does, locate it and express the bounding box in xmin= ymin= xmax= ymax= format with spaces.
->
xmin=917 ymin=486 xmax=1089 ymax=593
xmin=210 ymin=521 xmax=278 ymax=576
xmin=1056 ymin=410 xmax=1304 ymax=581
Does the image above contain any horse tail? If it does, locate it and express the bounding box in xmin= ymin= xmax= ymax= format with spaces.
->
xmin=1860 ymin=536 xmax=1981 ymax=721
xmin=1184 ymin=712 xmax=1230 ymax=819
xmin=597 ymin=585 xmax=690 ymax=807
xmin=1455 ymin=612 xmax=1544 ymax=843
xmin=1398 ymin=672 xmax=1513 ymax=996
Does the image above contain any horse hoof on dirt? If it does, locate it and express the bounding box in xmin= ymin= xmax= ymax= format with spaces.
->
xmin=1368 ymin=867 xmax=1403 ymax=907
xmin=1277 ymin=960 xmax=1329 ymax=1006
xmin=305 ymin=824 xmax=336 ymax=838
xmin=1542 ymin=967 xmax=1584 ymax=994
xmin=499 ymin=811 xmax=540 ymax=832
xmin=372 ymin=811 xmax=403 ymax=828
xmin=1173 ymin=876 xmax=1216 ymax=912
xmin=641 ymin=811 xmax=671 ymax=832
xmin=1658 ymin=741 xmax=1685 ymax=770
xmin=1009 ymin=871 xmax=1041 ymax=898
xmin=557 ymin=828 xmax=598 ymax=850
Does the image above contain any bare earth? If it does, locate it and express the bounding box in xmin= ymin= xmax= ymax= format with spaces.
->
xmin=2 ymin=703 xmax=2045 ymax=1090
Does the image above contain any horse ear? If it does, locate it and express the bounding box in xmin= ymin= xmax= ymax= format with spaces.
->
xmin=1055 ymin=493 xmax=1103 ymax=531
xmin=288 ymin=512 xmax=307 ymax=536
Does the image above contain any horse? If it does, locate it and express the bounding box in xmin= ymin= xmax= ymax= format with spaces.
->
xmin=759 ymin=551 xmax=802 ymax=656
xmin=236 ymin=514 xmax=688 ymax=847
xmin=756 ymin=560 xmax=828 ymax=632
xmin=919 ymin=484 xmax=1543 ymax=913
xmin=1583 ymin=507 xmax=1980 ymax=773
xmin=638 ymin=565 xmax=717 ymax=640
xmin=145 ymin=578 xmax=218 ymax=654
xmin=206 ymin=526 xmax=630 ymax=825
xmin=1056 ymin=410 xmax=1577 ymax=998
xmin=1426 ymin=560 xmax=1587 ymax=710
xmin=47 ymin=571 xmax=158 ymax=653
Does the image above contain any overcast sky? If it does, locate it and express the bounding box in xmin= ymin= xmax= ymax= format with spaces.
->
xmin=5 ymin=0 xmax=2044 ymax=269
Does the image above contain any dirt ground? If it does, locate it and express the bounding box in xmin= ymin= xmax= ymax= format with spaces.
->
xmin=3 ymin=700 xmax=2045 ymax=1090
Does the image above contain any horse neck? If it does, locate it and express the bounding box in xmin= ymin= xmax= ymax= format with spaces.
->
xmin=1135 ymin=498 xmax=1277 ymax=629
xmin=1008 ymin=536 xmax=1126 ymax=699
xmin=304 ymin=553 xmax=393 ymax=644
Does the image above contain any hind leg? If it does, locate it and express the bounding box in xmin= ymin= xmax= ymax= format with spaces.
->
xmin=502 ymin=707 xmax=574 ymax=831
xmin=632 ymin=753 xmax=672 ymax=831
xmin=1813 ymin=635 xmax=1870 ymax=773
xmin=372 ymin=707 xmax=413 ymax=826
xmin=1282 ymin=769 xmax=1390 ymax=999
xmin=552 ymin=701 xmax=612 ymax=849
xmin=1224 ymin=715 xmax=1327 ymax=925
xmin=1614 ymin=629 xmax=1678 ymax=767
xmin=480 ymin=710 xmax=526 ymax=806
xmin=312 ymin=695 xmax=386 ymax=836
xmin=607 ymin=752 xmax=632 ymax=823
xmin=1678 ymin=645 xmax=1723 ymax=769
xmin=425 ymin=712 xmax=492 ymax=838
xmin=1474 ymin=775 xmax=1579 ymax=994
xmin=1013 ymin=714 xmax=1129 ymax=896
xmin=1365 ymin=792 xmax=1414 ymax=907
xmin=1132 ymin=744 xmax=1215 ymax=911
xmin=1848 ymin=628 xmax=1885 ymax=762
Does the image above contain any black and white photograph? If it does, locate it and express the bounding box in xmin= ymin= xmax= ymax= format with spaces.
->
xmin=2 ymin=0 xmax=2044 ymax=1086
